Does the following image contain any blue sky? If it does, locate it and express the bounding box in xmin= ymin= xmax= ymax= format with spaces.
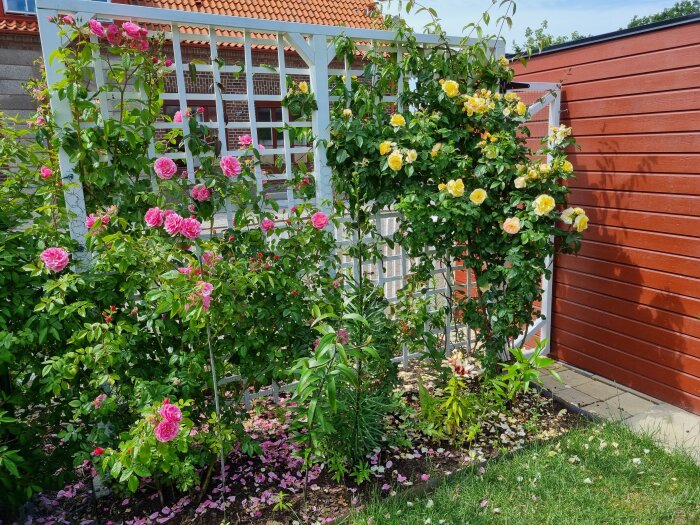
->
xmin=392 ymin=0 xmax=684 ymax=51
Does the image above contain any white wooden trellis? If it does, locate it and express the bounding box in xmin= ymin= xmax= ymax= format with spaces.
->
xmin=36 ymin=0 xmax=558 ymax=406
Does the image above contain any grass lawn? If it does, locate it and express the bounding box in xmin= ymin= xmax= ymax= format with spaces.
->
xmin=350 ymin=422 xmax=700 ymax=525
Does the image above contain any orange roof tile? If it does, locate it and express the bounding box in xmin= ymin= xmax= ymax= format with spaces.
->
xmin=0 ymin=0 xmax=380 ymax=35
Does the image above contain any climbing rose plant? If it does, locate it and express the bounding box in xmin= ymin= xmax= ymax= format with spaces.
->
xmin=327 ymin=17 xmax=587 ymax=372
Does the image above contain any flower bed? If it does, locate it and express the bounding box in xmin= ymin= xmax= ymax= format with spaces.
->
xmin=22 ymin=369 xmax=579 ymax=525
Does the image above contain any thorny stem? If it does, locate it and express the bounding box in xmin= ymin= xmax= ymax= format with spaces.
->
xmin=197 ymin=251 xmax=228 ymax=522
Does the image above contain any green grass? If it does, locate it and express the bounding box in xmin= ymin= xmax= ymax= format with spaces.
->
xmin=351 ymin=422 xmax=700 ymax=525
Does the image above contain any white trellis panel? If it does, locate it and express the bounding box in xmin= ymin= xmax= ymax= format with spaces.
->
xmin=37 ymin=0 xmax=558 ymax=402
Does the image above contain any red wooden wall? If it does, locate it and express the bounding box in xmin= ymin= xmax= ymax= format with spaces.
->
xmin=513 ymin=20 xmax=700 ymax=414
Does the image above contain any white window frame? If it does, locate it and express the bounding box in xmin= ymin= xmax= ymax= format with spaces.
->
xmin=3 ymin=0 xmax=109 ymax=15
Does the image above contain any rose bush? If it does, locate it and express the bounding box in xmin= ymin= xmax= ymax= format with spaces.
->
xmin=327 ymin=18 xmax=586 ymax=373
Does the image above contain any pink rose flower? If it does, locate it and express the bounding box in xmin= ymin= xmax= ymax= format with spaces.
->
xmin=154 ymin=420 xmax=180 ymax=442
xmin=173 ymin=111 xmax=183 ymax=123
xmin=85 ymin=213 xmax=97 ymax=229
xmin=35 ymin=115 xmax=46 ymax=126
xmin=202 ymin=251 xmax=222 ymax=266
xmin=122 ymin=22 xmax=142 ymax=39
xmin=178 ymin=265 xmax=194 ymax=276
xmin=165 ymin=59 xmax=173 ymax=67
xmin=163 ymin=212 xmax=183 ymax=235
xmin=311 ymin=212 xmax=329 ymax=230
xmin=40 ymin=247 xmax=70 ymax=273
xmin=196 ymin=106 xmax=205 ymax=114
xmin=219 ymin=156 xmax=241 ymax=178
xmin=92 ymin=393 xmax=107 ymax=409
xmin=190 ymin=184 xmax=211 ymax=202
xmin=92 ymin=447 xmax=104 ymax=456
xmin=260 ymin=218 xmax=275 ymax=232
xmin=154 ymin=157 xmax=177 ymax=179
xmin=105 ymin=24 xmax=122 ymax=46
xmin=159 ymin=403 xmax=182 ymax=423
xmin=61 ymin=15 xmax=74 ymax=25
xmin=179 ymin=217 xmax=202 ymax=239
xmin=135 ymin=38 xmax=149 ymax=51
xmin=238 ymin=134 xmax=253 ymax=147
xmin=144 ymin=207 xmax=165 ymax=227
xmin=89 ymin=19 xmax=105 ymax=38
xmin=197 ymin=281 xmax=214 ymax=297
xmin=257 ymin=144 xmax=265 ymax=150
xmin=40 ymin=166 xmax=53 ymax=180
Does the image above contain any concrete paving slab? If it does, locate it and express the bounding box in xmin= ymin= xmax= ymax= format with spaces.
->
xmin=562 ymin=388 xmax=598 ymax=407
xmin=576 ymin=380 xmax=623 ymax=402
xmin=544 ymin=362 xmax=700 ymax=465
xmin=626 ymin=403 xmax=700 ymax=463
xmin=556 ymin=370 xmax=594 ymax=389
xmin=584 ymin=399 xmax=631 ymax=421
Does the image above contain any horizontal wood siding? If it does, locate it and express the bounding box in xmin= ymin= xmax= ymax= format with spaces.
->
xmin=515 ymin=21 xmax=700 ymax=414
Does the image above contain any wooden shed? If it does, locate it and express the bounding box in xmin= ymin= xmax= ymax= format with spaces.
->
xmin=513 ymin=15 xmax=700 ymax=414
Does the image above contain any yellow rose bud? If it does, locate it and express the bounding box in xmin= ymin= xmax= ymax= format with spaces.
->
xmin=516 ymin=101 xmax=527 ymax=116
xmin=442 ymin=79 xmax=460 ymax=98
xmin=379 ymin=141 xmax=392 ymax=155
xmin=438 ymin=183 xmax=447 ymax=191
xmin=502 ymin=217 xmax=521 ymax=235
xmin=390 ymin=114 xmax=406 ymax=127
xmin=388 ymin=151 xmax=403 ymax=171
xmin=298 ymin=81 xmax=308 ymax=94
xmin=533 ymin=194 xmax=556 ymax=216
xmin=446 ymin=179 xmax=465 ymax=197
xmin=574 ymin=213 xmax=589 ymax=232
xmin=406 ymin=149 xmax=418 ymax=163
xmin=469 ymin=188 xmax=487 ymax=205
xmin=431 ymin=143 xmax=442 ymax=158
xmin=342 ymin=108 xmax=353 ymax=119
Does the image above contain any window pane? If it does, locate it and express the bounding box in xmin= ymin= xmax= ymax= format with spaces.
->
xmin=5 ymin=0 xmax=32 ymax=13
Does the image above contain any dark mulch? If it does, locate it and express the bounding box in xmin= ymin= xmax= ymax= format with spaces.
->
xmin=14 ymin=366 xmax=580 ymax=525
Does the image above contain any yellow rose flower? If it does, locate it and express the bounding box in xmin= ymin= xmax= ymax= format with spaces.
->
xmin=298 ymin=81 xmax=309 ymax=94
xmin=406 ymin=149 xmax=418 ymax=163
xmin=574 ymin=213 xmax=589 ymax=232
xmin=388 ymin=151 xmax=403 ymax=171
xmin=498 ymin=55 xmax=509 ymax=67
xmin=562 ymin=160 xmax=574 ymax=173
xmin=438 ymin=183 xmax=447 ymax=191
xmin=560 ymin=207 xmax=577 ymax=225
xmin=342 ymin=108 xmax=353 ymax=119
xmin=469 ymin=188 xmax=487 ymax=205
xmin=442 ymin=79 xmax=460 ymax=98
xmin=539 ymin=163 xmax=552 ymax=175
xmin=516 ymin=101 xmax=527 ymax=116
xmin=514 ymin=176 xmax=527 ymax=189
xmin=533 ymin=194 xmax=556 ymax=216
xmin=390 ymin=114 xmax=406 ymax=127
xmin=379 ymin=141 xmax=392 ymax=155
xmin=431 ymin=143 xmax=442 ymax=158
xmin=502 ymin=217 xmax=521 ymax=235
xmin=446 ymin=179 xmax=465 ymax=197
xmin=504 ymin=92 xmax=519 ymax=102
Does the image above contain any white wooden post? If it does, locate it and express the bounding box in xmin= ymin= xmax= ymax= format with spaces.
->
xmin=541 ymin=85 xmax=562 ymax=354
xmin=37 ymin=7 xmax=90 ymax=263
xmin=309 ymin=34 xmax=333 ymax=210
